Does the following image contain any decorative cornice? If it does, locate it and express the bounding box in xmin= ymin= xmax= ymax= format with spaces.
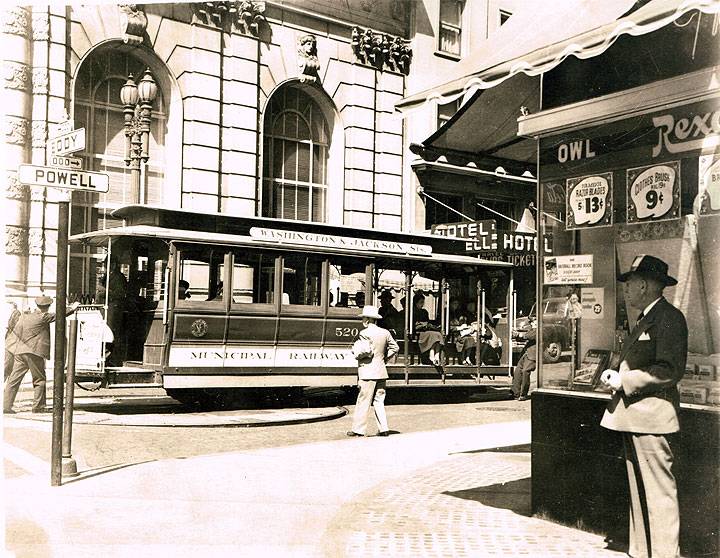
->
xmin=5 ymin=226 xmax=29 ymax=255
xmin=31 ymin=11 xmax=49 ymax=41
xmin=119 ymin=4 xmax=148 ymax=46
xmin=4 ymin=116 xmax=29 ymax=146
xmin=30 ymin=185 xmax=46 ymax=201
xmin=297 ymin=34 xmax=320 ymax=84
xmin=5 ymin=171 xmax=29 ymax=201
xmin=2 ymin=7 xmax=30 ymax=37
xmin=191 ymin=1 xmax=267 ymax=36
xmin=4 ymin=61 xmax=30 ymax=91
xmin=351 ymin=26 xmax=412 ymax=74
xmin=31 ymin=120 xmax=47 ymax=148
xmin=32 ymin=68 xmax=48 ymax=94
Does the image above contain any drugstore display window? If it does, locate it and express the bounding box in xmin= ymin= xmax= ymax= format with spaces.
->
xmin=535 ymin=100 xmax=720 ymax=409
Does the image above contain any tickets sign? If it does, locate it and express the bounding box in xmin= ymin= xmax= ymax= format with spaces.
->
xmin=626 ymin=161 xmax=680 ymax=223
xmin=566 ymin=173 xmax=613 ymax=230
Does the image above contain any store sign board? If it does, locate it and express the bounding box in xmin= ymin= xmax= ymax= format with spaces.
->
xmin=566 ymin=173 xmax=613 ymax=230
xmin=626 ymin=161 xmax=680 ymax=224
xmin=544 ymin=254 xmax=593 ymax=285
xmin=698 ymin=155 xmax=720 ymax=214
xmin=430 ymin=219 xmax=497 ymax=238
xmin=652 ymin=109 xmax=720 ymax=158
xmin=580 ymin=287 xmax=605 ymax=320
xmin=464 ymin=231 xmax=553 ymax=255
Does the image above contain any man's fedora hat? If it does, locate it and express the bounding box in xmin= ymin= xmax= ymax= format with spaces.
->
xmin=358 ymin=305 xmax=382 ymax=320
xmin=379 ymin=289 xmax=394 ymax=300
xmin=618 ymin=255 xmax=677 ymax=286
xmin=35 ymin=295 xmax=53 ymax=307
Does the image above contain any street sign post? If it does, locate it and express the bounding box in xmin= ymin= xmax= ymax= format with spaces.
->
xmin=48 ymin=127 xmax=85 ymax=156
xmin=18 ymin=164 xmax=109 ymax=193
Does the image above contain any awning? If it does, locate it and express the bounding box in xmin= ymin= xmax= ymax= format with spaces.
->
xmin=403 ymin=0 xmax=720 ymax=164
xmin=398 ymin=0 xmax=720 ymax=112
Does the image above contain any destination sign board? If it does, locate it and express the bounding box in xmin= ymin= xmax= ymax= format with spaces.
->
xmin=18 ymin=164 xmax=109 ymax=193
xmin=48 ymin=127 xmax=85 ymax=156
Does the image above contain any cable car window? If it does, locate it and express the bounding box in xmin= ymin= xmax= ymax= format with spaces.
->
xmin=328 ymin=257 xmax=370 ymax=313
xmin=231 ymin=251 xmax=277 ymax=305
xmin=177 ymin=248 xmax=226 ymax=304
xmin=281 ymin=253 xmax=322 ymax=307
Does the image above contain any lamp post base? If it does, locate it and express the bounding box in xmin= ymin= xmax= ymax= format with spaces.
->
xmin=61 ymin=456 xmax=78 ymax=477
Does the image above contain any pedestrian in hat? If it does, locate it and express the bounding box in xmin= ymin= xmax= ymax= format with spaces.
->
xmin=599 ymin=255 xmax=686 ymax=558
xmin=3 ymin=296 xmax=79 ymax=414
xmin=347 ymin=305 xmax=399 ymax=437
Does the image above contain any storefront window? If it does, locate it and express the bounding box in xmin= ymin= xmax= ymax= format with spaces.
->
xmin=536 ymin=97 xmax=720 ymax=409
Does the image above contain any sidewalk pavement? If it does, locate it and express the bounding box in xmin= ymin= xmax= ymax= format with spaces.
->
xmin=4 ymin=419 xmax=622 ymax=558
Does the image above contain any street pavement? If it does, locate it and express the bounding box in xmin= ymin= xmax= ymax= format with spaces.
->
xmin=4 ymin=413 xmax=624 ymax=558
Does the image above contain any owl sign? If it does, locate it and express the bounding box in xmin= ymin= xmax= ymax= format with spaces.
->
xmin=626 ymin=162 xmax=680 ymax=223
xmin=566 ymin=173 xmax=613 ymax=230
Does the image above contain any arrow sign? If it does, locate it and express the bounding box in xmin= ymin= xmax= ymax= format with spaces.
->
xmin=18 ymin=164 xmax=109 ymax=193
xmin=48 ymin=128 xmax=85 ymax=156
xmin=48 ymin=155 xmax=82 ymax=169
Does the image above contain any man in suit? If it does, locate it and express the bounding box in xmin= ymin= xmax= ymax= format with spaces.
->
xmin=3 ymin=296 xmax=79 ymax=414
xmin=512 ymin=317 xmax=537 ymax=401
xmin=347 ymin=305 xmax=399 ymax=437
xmin=600 ymin=255 xmax=687 ymax=558
xmin=4 ymin=302 xmax=21 ymax=380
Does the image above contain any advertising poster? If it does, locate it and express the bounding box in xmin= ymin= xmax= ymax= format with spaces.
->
xmin=698 ymin=155 xmax=720 ymax=215
xmin=580 ymin=287 xmax=605 ymax=320
xmin=544 ymin=254 xmax=594 ymax=285
xmin=566 ymin=173 xmax=613 ymax=230
xmin=626 ymin=161 xmax=681 ymax=223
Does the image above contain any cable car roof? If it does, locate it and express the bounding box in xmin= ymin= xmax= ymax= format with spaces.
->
xmin=69 ymin=224 xmax=512 ymax=268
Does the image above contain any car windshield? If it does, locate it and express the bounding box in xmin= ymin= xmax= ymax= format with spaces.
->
xmin=545 ymin=300 xmax=562 ymax=313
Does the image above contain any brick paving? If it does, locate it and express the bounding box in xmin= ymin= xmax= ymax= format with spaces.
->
xmin=323 ymin=449 xmax=623 ymax=558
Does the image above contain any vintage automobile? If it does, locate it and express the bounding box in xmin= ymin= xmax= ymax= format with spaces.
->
xmin=514 ymin=297 xmax=571 ymax=363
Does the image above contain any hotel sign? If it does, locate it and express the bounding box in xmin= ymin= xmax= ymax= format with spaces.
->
xmin=249 ymin=227 xmax=432 ymax=256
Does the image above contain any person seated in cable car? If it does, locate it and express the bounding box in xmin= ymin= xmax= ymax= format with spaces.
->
xmin=412 ymin=293 xmax=444 ymax=367
xmin=378 ymin=290 xmax=400 ymax=333
xmin=456 ymin=307 xmax=503 ymax=366
xmin=178 ymin=279 xmax=191 ymax=300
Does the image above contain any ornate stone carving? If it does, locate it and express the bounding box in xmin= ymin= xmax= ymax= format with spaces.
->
xmin=28 ymin=229 xmax=45 ymax=255
xmin=119 ymin=4 xmax=148 ymax=45
xmin=5 ymin=171 xmax=29 ymax=201
xmin=4 ymin=116 xmax=29 ymax=146
xmin=351 ymin=26 xmax=412 ymax=74
xmin=297 ymin=34 xmax=320 ymax=84
xmin=237 ymin=1 xmax=265 ymax=35
xmin=32 ymin=11 xmax=49 ymax=41
xmin=31 ymin=120 xmax=47 ymax=148
xmin=32 ymin=68 xmax=48 ymax=94
xmin=5 ymin=226 xmax=29 ymax=255
xmin=191 ymin=1 xmax=266 ymax=36
xmin=30 ymin=186 xmax=46 ymax=201
xmin=2 ymin=7 xmax=30 ymax=37
xmin=4 ymin=61 xmax=30 ymax=91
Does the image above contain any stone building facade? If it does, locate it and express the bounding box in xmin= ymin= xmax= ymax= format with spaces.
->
xmin=3 ymin=1 xmax=414 ymax=304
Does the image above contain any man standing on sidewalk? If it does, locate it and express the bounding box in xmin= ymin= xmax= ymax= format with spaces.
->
xmin=600 ymin=255 xmax=687 ymax=558
xmin=347 ymin=305 xmax=399 ymax=437
xmin=3 ymin=296 xmax=79 ymax=414
xmin=512 ymin=318 xmax=537 ymax=401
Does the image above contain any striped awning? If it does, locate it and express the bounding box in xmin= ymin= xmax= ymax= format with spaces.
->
xmin=397 ymin=0 xmax=720 ymax=113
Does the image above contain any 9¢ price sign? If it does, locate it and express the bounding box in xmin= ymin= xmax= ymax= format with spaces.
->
xmin=566 ymin=173 xmax=613 ymax=230
xmin=626 ymin=161 xmax=681 ymax=223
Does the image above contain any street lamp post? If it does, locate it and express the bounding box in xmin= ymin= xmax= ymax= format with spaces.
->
xmin=120 ymin=68 xmax=157 ymax=203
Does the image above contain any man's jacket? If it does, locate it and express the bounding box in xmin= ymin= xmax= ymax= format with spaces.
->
xmin=601 ymin=297 xmax=688 ymax=434
xmin=11 ymin=311 xmax=57 ymax=360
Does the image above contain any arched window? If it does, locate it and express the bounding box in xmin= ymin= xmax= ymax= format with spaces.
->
xmin=262 ymin=84 xmax=329 ymax=222
xmin=69 ymin=49 xmax=167 ymax=299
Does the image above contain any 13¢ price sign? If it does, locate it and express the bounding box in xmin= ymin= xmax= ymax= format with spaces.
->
xmin=566 ymin=172 xmax=613 ymax=230
xmin=626 ymin=161 xmax=681 ymax=224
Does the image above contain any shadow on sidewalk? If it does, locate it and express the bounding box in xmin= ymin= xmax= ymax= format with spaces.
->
xmin=443 ymin=477 xmax=532 ymax=516
xmin=60 ymin=459 xmax=156 ymax=485
xmin=455 ymin=443 xmax=531 ymax=454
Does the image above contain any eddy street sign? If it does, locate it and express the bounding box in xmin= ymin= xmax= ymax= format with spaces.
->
xmin=18 ymin=164 xmax=109 ymax=193
xmin=48 ymin=128 xmax=85 ymax=156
